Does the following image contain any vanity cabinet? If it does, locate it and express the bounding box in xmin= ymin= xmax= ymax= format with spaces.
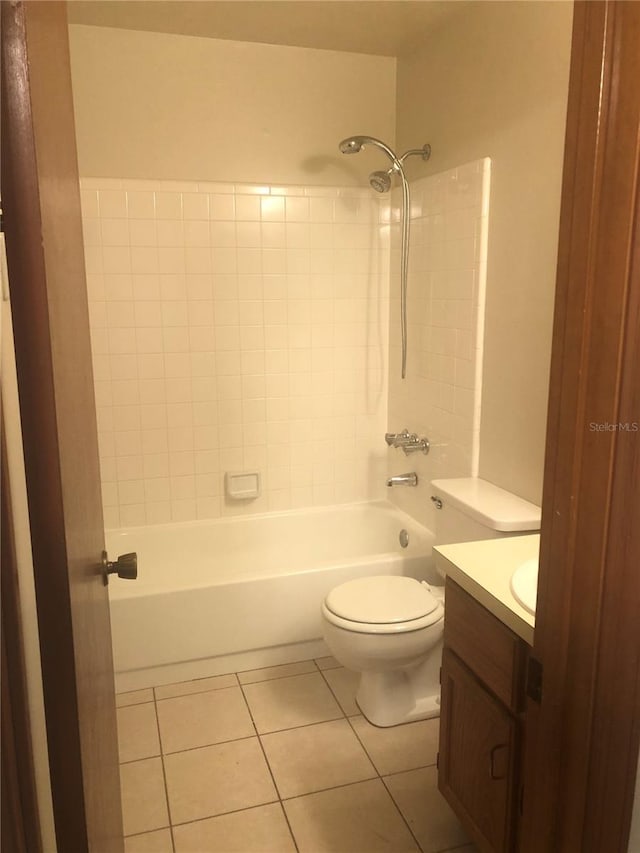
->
xmin=438 ymin=579 xmax=530 ymax=853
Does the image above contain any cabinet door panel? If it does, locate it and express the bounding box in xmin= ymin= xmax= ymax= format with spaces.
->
xmin=444 ymin=579 xmax=526 ymax=711
xmin=439 ymin=648 xmax=518 ymax=853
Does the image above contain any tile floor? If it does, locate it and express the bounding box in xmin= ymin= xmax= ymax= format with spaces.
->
xmin=117 ymin=657 xmax=478 ymax=853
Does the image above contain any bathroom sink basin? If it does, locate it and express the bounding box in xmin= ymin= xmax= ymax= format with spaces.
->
xmin=510 ymin=557 xmax=538 ymax=615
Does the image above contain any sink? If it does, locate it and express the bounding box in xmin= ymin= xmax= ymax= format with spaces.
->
xmin=510 ymin=557 xmax=538 ymax=615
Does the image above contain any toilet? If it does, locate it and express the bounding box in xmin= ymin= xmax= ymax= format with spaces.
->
xmin=321 ymin=477 xmax=541 ymax=727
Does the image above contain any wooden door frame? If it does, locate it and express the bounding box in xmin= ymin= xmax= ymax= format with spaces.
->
xmin=1 ymin=1 xmax=123 ymax=850
xmin=1 ymin=429 xmax=42 ymax=853
xmin=521 ymin=2 xmax=640 ymax=850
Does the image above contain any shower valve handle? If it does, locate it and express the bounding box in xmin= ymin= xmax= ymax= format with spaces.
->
xmin=385 ymin=430 xmax=430 ymax=455
xmin=102 ymin=550 xmax=138 ymax=585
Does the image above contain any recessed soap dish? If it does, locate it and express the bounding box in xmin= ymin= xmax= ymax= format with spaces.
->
xmin=225 ymin=471 xmax=261 ymax=500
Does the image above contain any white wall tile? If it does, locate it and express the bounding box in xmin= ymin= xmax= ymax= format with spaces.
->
xmin=84 ymin=176 xmax=388 ymax=525
xmin=387 ymin=158 xmax=490 ymax=528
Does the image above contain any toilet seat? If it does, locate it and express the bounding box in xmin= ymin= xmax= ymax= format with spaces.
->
xmin=323 ymin=576 xmax=444 ymax=635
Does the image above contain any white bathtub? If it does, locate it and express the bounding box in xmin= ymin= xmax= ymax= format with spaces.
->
xmin=107 ymin=501 xmax=435 ymax=691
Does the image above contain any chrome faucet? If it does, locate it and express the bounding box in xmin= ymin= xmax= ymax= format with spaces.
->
xmin=385 ymin=429 xmax=430 ymax=455
xmin=387 ymin=472 xmax=418 ymax=487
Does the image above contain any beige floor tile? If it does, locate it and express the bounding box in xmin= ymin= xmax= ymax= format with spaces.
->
xmin=117 ymin=688 xmax=155 ymax=708
xmin=350 ymin=714 xmax=439 ymax=775
xmin=120 ymin=758 xmax=169 ymax=837
xmin=384 ymin=766 xmax=469 ymax=853
xmin=284 ymin=778 xmax=419 ymax=853
xmin=124 ymin=828 xmax=173 ymax=853
xmin=322 ymin=666 xmax=360 ymax=715
xmin=117 ymin=703 xmax=160 ymax=764
xmin=164 ymin=737 xmax=277 ymax=825
xmin=173 ymin=803 xmax=296 ymax=853
xmin=238 ymin=660 xmax=317 ymax=684
xmin=261 ymin=718 xmax=376 ymax=798
xmin=243 ymin=672 xmax=342 ymax=733
xmin=315 ymin=655 xmax=341 ymax=670
xmin=157 ymin=686 xmax=254 ymax=753
xmin=155 ymin=672 xmax=237 ymax=699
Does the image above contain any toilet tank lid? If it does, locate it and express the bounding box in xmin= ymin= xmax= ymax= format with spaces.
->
xmin=430 ymin=477 xmax=541 ymax=532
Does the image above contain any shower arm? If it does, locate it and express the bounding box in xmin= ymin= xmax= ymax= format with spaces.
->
xmin=399 ymin=145 xmax=432 ymax=165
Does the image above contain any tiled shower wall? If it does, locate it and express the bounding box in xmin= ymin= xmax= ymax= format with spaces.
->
xmin=386 ymin=159 xmax=490 ymax=529
xmin=80 ymin=180 xmax=389 ymax=527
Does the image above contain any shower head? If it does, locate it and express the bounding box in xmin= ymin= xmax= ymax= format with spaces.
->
xmin=369 ymin=169 xmax=393 ymax=193
xmin=339 ymin=137 xmax=366 ymax=154
xmin=338 ymin=135 xmax=402 ymax=169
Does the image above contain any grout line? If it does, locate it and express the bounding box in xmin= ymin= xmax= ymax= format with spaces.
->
xmin=278 ymin=773 xmax=380 ymax=804
xmin=254 ymin=713 xmax=345 ymax=737
xmin=277 ymin=801 xmax=299 ymax=853
xmin=380 ymin=773 xmax=426 ymax=853
xmin=158 ymin=733 xmax=259 ymax=758
xmin=152 ymin=672 xmax=239 ymax=701
xmin=345 ymin=714 xmax=382 ymax=776
xmin=155 ymin=679 xmax=240 ymax=703
xmin=340 ymin=711 xmax=423 ymax=850
xmin=380 ymin=760 xmax=438 ymax=779
xmin=279 ymin=775 xmax=383 ymax=805
xmin=166 ymin=797 xmax=278 ymax=829
xmin=237 ymin=681 xmax=300 ymax=853
xmin=316 ymin=666 xmax=351 ymax=718
xmin=238 ymin=669 xmax=319 ymax=687
xmin=152 ymin=689 xmax=177 ymax=853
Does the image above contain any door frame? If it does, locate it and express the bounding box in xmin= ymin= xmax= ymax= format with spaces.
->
xmin=521 ymin=2 xmax=640 ymax=850
xmin=1 ymin=1 xmax=123 ymax=850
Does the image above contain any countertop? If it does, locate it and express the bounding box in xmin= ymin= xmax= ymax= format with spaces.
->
xmin=434 ymin=534 xmax=539 ymax=646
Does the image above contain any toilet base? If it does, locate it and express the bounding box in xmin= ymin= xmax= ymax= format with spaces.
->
xmin=355 ymin=666 xmax=441 ymax=727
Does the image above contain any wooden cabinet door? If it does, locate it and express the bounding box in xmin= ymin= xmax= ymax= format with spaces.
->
xmin=439 ymin=648 xmax=518 ymax=853
xmin=1 ymin=2 xmax=124 ymax=850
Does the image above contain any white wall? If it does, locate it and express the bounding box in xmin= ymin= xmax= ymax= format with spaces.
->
xmin=68 ymin=25 xmax=396 ymax=187
xmin=396 ymin=1 xmax=573 ymax=504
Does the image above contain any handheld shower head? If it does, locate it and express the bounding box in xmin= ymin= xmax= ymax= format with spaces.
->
xmin=338 ymin=135 xmax=402 ymax=169
xmin=339 ymin=137 xmax=365 ymax=154
xmin=369 ymin=169 xmax=393 ymax=193
xmin=337 ymin=133 xmax=432 ymax=381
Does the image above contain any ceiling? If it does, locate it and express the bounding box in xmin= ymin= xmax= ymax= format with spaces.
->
xmin=66 ymin=1 xmax=459 ymax=58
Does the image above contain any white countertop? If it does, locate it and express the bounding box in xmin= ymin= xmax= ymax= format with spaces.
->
xmin=434 ymin=534 xmax=539 ymax=646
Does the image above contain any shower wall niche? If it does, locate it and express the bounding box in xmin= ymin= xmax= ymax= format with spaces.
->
xmin=81 ymin=179 xmax=390 ymax=527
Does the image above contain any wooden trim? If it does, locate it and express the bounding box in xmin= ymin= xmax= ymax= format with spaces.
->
xmin=1 ymin=4 xmax=87 ymax=847
xmin=1 ymin=2 xmax=123 ymax=849
xmin=521 ymin=2 xmax=640 ymax=849
xmin=1 ymin=431 xmax=42 ymax=853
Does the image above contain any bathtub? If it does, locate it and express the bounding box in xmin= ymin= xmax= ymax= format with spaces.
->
xmin=107 ymin=501 xmax=435 ymax=691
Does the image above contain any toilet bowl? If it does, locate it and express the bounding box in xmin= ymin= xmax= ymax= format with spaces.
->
xmin=321 ymin=477 xmax=542 ymax=727
xmin=321 ymin=575 xmax=444 ymax=727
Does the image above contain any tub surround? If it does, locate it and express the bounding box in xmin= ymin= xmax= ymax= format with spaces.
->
xmin=387 ymin=158 xmax=490 ymax=533
xmin=81 ymin=177 xmax=390 ymax=528
xmin=434 ymin=533 xmax=539 ymax=645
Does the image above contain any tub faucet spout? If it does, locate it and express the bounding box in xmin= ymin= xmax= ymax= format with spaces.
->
xmin=387 ymin=472 xmax=418 ymax=487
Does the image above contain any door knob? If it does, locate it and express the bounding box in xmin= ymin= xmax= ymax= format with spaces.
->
xmin=102 ymin=550 xmax=137 ymax=585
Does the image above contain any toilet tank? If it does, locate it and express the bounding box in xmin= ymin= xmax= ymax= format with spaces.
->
xmin=430 ymin=477 xmax=541 ymax=547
